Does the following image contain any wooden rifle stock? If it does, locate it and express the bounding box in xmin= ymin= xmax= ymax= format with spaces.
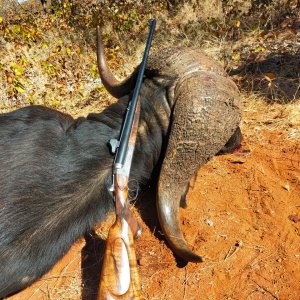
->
xmin=98 ymin=173 xmax=141 ymax=300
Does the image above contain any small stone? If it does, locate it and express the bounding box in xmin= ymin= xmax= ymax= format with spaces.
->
xmin=283 ymin=183 xmax=290 ymax=191
xmin=288 ymin=215 xmax=300 ymax=223
xmin=138 ymin=257 xmax=146 ymax=266
xmin=204 ymin=219 xmax=214 ymax=226
xmin=251 ymin=263 xmax=260 ymax=270
xmin=218 ymin=234 xmax=228 ymax=240
xmin=235 ymin=240 xmax=243 ymax=247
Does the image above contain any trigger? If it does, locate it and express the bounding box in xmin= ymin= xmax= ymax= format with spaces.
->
xmin=108 ymin=139 xmax=119 ymax=154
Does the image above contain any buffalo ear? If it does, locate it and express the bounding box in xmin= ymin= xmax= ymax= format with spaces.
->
xmin=217 ymin=127 xmax=242 ymax=155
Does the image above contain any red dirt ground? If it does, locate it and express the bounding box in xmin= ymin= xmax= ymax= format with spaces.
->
xmin=6 ymin=99 xmax=300 ymax=300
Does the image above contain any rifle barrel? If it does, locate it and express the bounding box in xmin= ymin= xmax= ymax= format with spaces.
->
xmin=114 ymin=19 xmax=156 ymax=169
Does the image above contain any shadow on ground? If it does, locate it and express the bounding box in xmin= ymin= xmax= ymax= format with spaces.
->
xmin=81 ymin=231 xmax=105 ymax=300
xmin=231 ymin=50 xmax=300 ymax=103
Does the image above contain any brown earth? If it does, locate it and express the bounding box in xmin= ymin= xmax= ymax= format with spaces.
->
xmin=6 ymin=96 xmax=300 ymax=300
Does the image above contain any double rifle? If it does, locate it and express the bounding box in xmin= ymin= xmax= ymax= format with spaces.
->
xmin=98 ymin=19 xmax=156 ymax=300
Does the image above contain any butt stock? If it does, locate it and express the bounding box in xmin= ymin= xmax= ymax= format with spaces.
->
xmin=98 ymin=214 xmax=141 ymax=300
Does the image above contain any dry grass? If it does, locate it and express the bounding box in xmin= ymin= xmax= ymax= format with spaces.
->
xmin=0 ymin=15 xmax=112 ymax=114
xmin=241 ymin=93 xmax=300 ymax=142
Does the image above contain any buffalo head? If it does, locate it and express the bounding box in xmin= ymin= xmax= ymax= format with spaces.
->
xmin=96 ymin=28 xmax=242 ymax=262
